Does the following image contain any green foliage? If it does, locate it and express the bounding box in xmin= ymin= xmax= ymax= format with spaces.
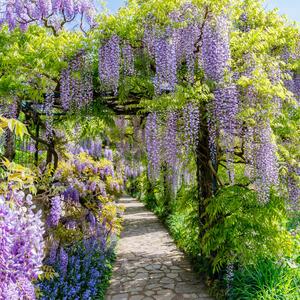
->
xmin=38 ymin=265 xmax=59 ymax=281
xmin=94 ymin=252 xmax=116 ymax=300
xmin=0 ymin=117 xmax=29 ymax=138
xmin=167 ymin=185 xmax=201 ymax=257
xmin=201 ymin=186 xmax=293 ymax=273
xmin=126 ymin=177 xmax=140 ymax=198
xmin=287 ymin=211 xmax=300 ymax=231
xmin=230 ymin=259 xmax=300 ymax=300
xmin=0 ymin=159 xmax=36 ymax=193
xmin=0 ymin=25 xmax=85 ymax=101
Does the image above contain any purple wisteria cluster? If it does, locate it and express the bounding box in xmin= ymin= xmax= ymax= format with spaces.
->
xmin=202 ymin=14 xmax=240 ymax=183
xmin=252 ymin=123 xmax=279 ymax=203
xmin=145 ymin=112 xmax=161 ymax=180
xmin=214 ymin=85 xmax=239 ymax=183
xmin=183 ymin=101 xmax=200 ymax=150
xmin=244 ymin=120 xmax=279 ymax=203
xmin=122 ymin=43 xmax=135 ymax=76
xmin=202 ymin=15 xmax=231 ymax=82
xmin=153 ymin=35 xmax=177 ymax=94
xmin=0 ymin=192 xmax=45 ymax=300
xmin=0 ymin=0 xmax=96 ymax=32
xmin=79 ymin=138 xmax=102 ymax=158
xmin=143 ymin=11 xmax=201 ymax=93
xmin=68 ymin=139 xmax=102 ymax=159
xmin=124 ymin=165 xmax=143 ymax=179
xmin=0 ymin=100 xmax=18 ymax=118
xmin=170 ymin=3 xmax=201 ymax=79
xmin=164 ymin=111 xmax=178 ymax=168
xmin=282 ymin=48 xmax=300 ymax=103
xmin=243 ymin=122 xmax=279 ymax=203
xmin=138 ymin=4 xmax=202 ymax=94
xmin=98 ymin=35 xmax=121 ymax=95
xmin=47 ymin=195 xmax=63 ymax=227
xmin=104 ymin=147 xmax=113 ymax=161
xmin=284 ymin=69 xmax=300 ymax=103
xmin=241 ymin=56 xmax=280 ymax=202
xmin=173 ymin=22 xmax=200 ymax=82
xmin=60 ymin=51 xmax=93 ymax=111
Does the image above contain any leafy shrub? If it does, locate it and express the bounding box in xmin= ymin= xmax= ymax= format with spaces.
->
xmin=138 ymin=173 xmax=159 ymax=210
xmin=126 ymin=177 xmax=140 ymax=198
xmin=229 ymin=259 xmax=300 ymax=300
xmin=36 ymin=149 xmax=123 ymax=299
xmin=201 ymin=186 xmax=293 ymax=273
xmin=167 ymin=185 xmax=201 ymax=257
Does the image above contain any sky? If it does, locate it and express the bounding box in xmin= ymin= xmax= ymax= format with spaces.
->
xmin=106 ymin=0 xmax=300 ymax=23
xmin=264 ymin=0 xmax=300 ymax=22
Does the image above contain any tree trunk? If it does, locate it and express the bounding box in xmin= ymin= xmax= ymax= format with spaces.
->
xmin=3 ymin=101 xmax=20 ymax=161
xmin=161 ymin=162 xmax=171 ymax=217
xmin=196 ymin=104 xmax=216 ymax=234
xmin=4 ymin=129 xmax=15 ymax=161
xmin=46 ymin=138 xmax=58 ymax=174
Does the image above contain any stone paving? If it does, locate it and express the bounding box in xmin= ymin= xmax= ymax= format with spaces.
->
xmin=105 ymin=196 xmax=214 ymax=300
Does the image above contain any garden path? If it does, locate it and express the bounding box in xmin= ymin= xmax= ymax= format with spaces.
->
xmin=105 ymin=196 xmax=214 ymax=300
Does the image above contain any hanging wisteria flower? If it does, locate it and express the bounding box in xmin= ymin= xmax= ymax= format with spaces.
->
xmin=241 ymin=54 xmax=280 ymax=202
xmin=122 ymin=43 xmax=135 ymax=76
xmin=98 ymin=35 xmax=121 ymax=95
xmin=175 ymin=23 xmax=200 ymax=82
xmin=104 ymin=147 xmax=113 ymax=161
xmin=202 ymin=14 xmax=240 ymax=183
xmin=0 ymin=0 xmax=96 ymax=32
xmin=153 ymin=34 xmax=177 ymax=94
xmin=47 ymin=195 xmax=62 ymax=227
xmin=164 ymin=111 xmax=178 ymax=168
xmin=63 ymin=187 xmax=80 ymax=203
xmin=253 ymin=123 xmax=279 ymax=203
xmin=145 ymin=112 xmax=161 ymax=180
xmin=183 ymin=101 xmax=200 ymax=150
xmin=0 ymin=193 xmax=45 ymax=300
xmin=214 ymin=85 xmax=239 ymax=183
xmin=202 ymin=14 xmax=231 ymax=83
xmin=48 ymin=239 xmax=59 ymax=265
xmin=60 ymin=51 xmax=93 ymax=111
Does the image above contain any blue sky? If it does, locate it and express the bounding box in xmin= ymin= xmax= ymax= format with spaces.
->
xmin=265 ymin=0 xmax=300 ymax=22
xmin=106 ymin=0 xmax=300 ymax=22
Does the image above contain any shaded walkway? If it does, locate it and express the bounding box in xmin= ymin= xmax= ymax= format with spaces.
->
xmin=105 ymin=196 xmax=213 ymax=300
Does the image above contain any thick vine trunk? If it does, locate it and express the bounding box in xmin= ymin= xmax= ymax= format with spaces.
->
xmin=3 ymin=101 xmax=20 ymax=161
xmin=196 ymin=105 xmax=216 ymax=233
xmin=161 ymin=162 xmax=171 ymax=217
xmin=46 ymin=139 xmax=58 ymax=174
xmin=4 ymin=130 xmax=15 ymax=161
